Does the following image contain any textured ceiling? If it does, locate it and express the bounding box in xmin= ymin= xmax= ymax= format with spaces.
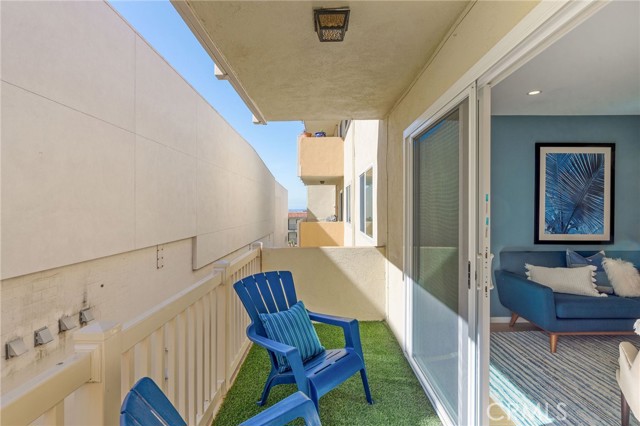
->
xmin=174 ymin=1 xmax=471 ymax=121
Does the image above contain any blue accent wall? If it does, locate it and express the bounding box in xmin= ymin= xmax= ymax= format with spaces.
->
xmin=491 ymin=116 xmax=640 ymax=317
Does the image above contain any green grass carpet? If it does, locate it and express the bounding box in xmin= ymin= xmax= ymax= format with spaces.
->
xmin=212 ymin=321 xmax=441 ymax=425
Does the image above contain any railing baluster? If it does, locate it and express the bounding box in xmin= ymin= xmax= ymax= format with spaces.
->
xmin=177 ymin=311 xmax=187 ymax=419
xmin=166 ymin=317 xmax=177 ymax=404
xmin=196 ymin=298 xmax=205 ymax=419
xmin=121 ymin=349 xmax=134 ymax=399
xmin=203 ymin=292 xmax=212 ymax=404
xmin=41 ymin=401 xmax=64 ymax=426
xmin=187 ymin=305 xmax=197 ymax=425
xmin=152 ymin=328 xmax=165 ymax=392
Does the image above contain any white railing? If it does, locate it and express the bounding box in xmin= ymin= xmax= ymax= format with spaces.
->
xmin=0 ymin=246 xmax=261 ymax=426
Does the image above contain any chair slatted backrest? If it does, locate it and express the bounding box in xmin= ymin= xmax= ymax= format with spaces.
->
xmin=234 ymin=271 xmax=298 ymax=337
xmin=120 ymin=377 xmax=186 ymax=426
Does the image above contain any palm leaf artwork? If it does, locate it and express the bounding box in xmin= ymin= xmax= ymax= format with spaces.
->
xmin=544 ymin=152 xmax=605 ymax=235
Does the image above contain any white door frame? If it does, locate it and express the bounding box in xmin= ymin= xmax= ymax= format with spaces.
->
xmin=403 ymin=82 xmax=478 ymax=426
xmin=401 ymin=1 xmax=610 ymax=425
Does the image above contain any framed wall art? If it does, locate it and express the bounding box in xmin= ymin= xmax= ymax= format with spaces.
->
xmin=534 ymin=143 xmax=615 ymax=244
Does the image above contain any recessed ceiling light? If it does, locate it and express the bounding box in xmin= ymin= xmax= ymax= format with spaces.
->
xmin=527 ymin=90 xmax=542 ymax=96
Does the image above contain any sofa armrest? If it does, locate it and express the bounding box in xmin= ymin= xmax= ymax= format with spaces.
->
xmin=495 ymin=270 xmax=557 ymax=328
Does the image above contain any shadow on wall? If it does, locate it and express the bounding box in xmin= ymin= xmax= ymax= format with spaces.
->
xmin=262 ymin=247 xmax=386 ymax=321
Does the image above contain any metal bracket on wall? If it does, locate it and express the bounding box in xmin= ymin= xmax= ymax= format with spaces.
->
xmin=157 ymin=245 xmax=164 ymax=269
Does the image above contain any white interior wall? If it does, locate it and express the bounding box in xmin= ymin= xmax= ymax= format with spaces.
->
xmin=1 ymin=1 xmax=286 ymax=385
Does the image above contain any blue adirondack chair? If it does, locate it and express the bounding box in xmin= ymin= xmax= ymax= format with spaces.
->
xmin=233 ymin=271 xmax=373 ymax=410
xmin=121 ymin=377 xmax=321 ymax=426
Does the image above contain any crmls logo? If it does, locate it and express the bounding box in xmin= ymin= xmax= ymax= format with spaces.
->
xmin=488 ymin=402 xmax=568 ymax=422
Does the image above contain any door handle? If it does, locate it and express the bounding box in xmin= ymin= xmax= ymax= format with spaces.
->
xmin=476 ymin=253 xmax=494 ymax=291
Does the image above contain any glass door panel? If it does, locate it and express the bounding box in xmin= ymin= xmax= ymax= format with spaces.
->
xmin=411 ymin=104 xmax=469 ymax=424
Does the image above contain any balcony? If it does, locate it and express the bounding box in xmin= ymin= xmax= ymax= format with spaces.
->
xmin=0 ymin=246 xmax=390 ymax=425
xmin=297 ymin=136 xmax=344 ymax=185
xmin=298 ymin=221 xmax=344 ymax=247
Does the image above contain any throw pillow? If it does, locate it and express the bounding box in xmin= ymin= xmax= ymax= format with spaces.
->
xmin=259 ymin=300 xmax=325 ymax=372
xmin=602 ymin=258 xmax=640 ymax=298
xmin=566 ymin=250 xmax=606 ymax=271
xmin=525 ymin=264 xmax=605 ymax=297
xmin=566 ymin=250 xmax=609 ymax=286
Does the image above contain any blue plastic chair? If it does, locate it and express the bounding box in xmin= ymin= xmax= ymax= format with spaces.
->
xmin=121 ymin=377 xmax=321 ymax=426
xmin=233 ymin=271 xmax=373 ymax=411
xmin=120 ymin=377 xmax=186 ymax=426
xmin=240 ymin=391 xmax=321 ymax=426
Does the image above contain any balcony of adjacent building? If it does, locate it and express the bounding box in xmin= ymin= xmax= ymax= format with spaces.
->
xmin=296 ymin=121 xmax=347 ymax=248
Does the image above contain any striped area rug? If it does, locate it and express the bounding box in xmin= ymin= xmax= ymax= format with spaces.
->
xmin=490 ymin=331 xmax=640 ymax=426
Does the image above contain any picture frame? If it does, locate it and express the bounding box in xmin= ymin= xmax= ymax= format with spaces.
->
xmin=534 ymin=143 xmax=615 ymax=244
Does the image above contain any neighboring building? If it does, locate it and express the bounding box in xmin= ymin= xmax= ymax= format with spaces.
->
xmin=1 ymin=0 xmax=287 ymax=391
xmin=297 ymin=120 xmax=385 ymax=248
xmin=287 ymin=210 xmax=307 ymax=246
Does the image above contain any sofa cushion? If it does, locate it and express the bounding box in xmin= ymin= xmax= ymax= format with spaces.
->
xmin=555 ymin=293 xmax=640 ymax=319
xmin=525 ymin=264 xmax=603 ymax=297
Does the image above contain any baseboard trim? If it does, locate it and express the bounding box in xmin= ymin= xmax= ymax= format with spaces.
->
xmin=491 ymin=316 xmax=529 ymax=324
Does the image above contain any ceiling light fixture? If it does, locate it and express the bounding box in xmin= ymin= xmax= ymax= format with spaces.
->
xmin=314 ymin=8 xmax=350 ymax=42
xmin=527 ymin=90 xmax=542 ymax=96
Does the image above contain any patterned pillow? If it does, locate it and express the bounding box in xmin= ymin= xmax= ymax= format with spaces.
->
xmin=602 ymin=258 xmax=640 ymax=298
xmin=259 ymin=300 xmax=325 ymax=372
xmin=525 ymin=264 xmax=605 ymax=297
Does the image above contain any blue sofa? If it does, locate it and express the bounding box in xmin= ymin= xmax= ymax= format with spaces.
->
xmin=495 ymin=250 xmax=640 ymax=352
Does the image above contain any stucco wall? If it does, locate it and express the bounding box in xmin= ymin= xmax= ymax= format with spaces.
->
xmin=384 ymin=1 xmax=539 ymax=344
xmin=1 ymin=1 xmax=282 ymax=278
xmin=262 ymin=247 xmax=386 ymax=320
xmin=306 ymin=185 xmax=337 ymax=222
xmin=1 ymin=1 xmax=286 ymax=386
xmin=342 ymin=120 xmax=387 ymax=247
xmin=298 ymin=222 xmax=344 ymax=247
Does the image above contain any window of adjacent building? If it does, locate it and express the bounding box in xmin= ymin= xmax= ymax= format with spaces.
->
xmin=345 ymin=185 xmax=352 ymax=223
xmin=359 ymin=168 xmax=373 ymax=237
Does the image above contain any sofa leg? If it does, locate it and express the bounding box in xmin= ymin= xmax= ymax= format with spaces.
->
xmin=622 ymin=391 xmax=630 ymax=426
xmin=549 ymin=334 xmax=558 ymax=353
xmin=509 ymin=313 xmax=519 ymax=327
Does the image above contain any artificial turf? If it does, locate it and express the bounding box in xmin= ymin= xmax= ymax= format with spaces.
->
xmin=212 ymin=321 xmax=441 ymax=425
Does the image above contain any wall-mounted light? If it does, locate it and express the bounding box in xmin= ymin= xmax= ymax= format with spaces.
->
xmin=527 ymin=90 xmax=542 ymax=96
xmin=314 ymin=8 xmax=350 ymax=42
xmin=34 ymin=327 xmax=54 ymax=346
xmin=6 ymin=338 xmax=27 ymax=359
xmin=59 ymin=315 xmax=78 ymax=332
xmin=79 ymin=308 xmax=94 ymax=325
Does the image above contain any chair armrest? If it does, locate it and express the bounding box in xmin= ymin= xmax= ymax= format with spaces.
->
xmin=494 ymin=271 xmax=557 ymax=328
xmin=620 ymin=342 xmax=639 ymax=371
xmin=247 ymin=324 xmax=309 ymax=393
xmin=307 ymin=311 xmax=364 ymax=359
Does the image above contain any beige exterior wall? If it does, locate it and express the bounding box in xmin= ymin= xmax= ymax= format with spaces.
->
xmin=262 ymin=247 xmax=386 ymax=320
xmin=1 ymin=1 xmax=286 ymax=385
xmin=298 ymin=222 xmax=344 ymax=247
xmin=384 ymin=1 xmax=539 ymax=344
xmin=306 ymin=184 xmax=337 ymax=222
xmin=297 ymin=136 xmax=344 ymax=183
xmin=342 ymin=120 xmax=387 ymax=247
xmin=274 ymin=182 xmax=289 ymax=248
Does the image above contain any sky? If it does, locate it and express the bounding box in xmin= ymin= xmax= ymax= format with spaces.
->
xmin=109 ymin=0 xmax=307 ymax=210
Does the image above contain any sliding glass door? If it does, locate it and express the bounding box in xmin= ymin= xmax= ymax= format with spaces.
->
xmin=406 ymin=91 xmax=479 ymax=425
